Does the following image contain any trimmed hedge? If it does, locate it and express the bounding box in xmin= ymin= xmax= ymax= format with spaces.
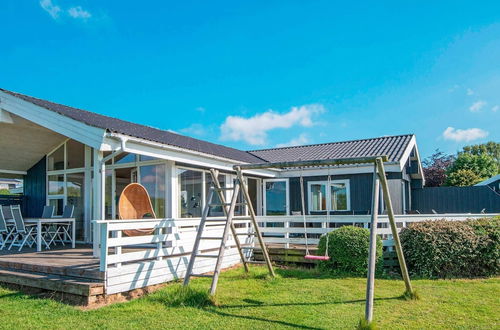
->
xmin=317 ymin=225 xmax=383 ymax=275
xmin=400 ymin=216 xmax=500 ymax=278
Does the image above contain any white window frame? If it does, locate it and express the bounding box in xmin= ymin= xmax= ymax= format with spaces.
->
xmin=262 ymin=178 xmax=289 ymax=216
xmin=307 ymin=179 xmax=350 ymax=213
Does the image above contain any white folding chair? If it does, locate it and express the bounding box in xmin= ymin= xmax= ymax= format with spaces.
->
xmin=8 ymin=205 xmax=38 ymax=251
xmin=47 ymin=205 xmax=74 ymax=246
xmin=0 ymin=207 xmax=15 ymax=250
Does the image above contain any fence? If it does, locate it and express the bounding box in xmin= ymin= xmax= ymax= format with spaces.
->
xmin=412 ymin=186 xmax=500 ymax=213
xmin=95 ymin=217 xmax=253 ymax=294
xmin=256 ymin=214 xmax=495 ymax=249
xmin=95 ymin=213 xmax=497 ymax=294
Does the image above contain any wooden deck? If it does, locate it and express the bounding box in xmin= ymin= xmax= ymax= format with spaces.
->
xmin=0 ymin=245 xmax=105 ymax=306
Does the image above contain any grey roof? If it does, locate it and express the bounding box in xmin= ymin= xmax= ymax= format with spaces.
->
xmin=2 ymin=88 xmax=414 ymax=166
xmin=248 ymin=134 xmax=414 ymax=163
xmin=1 ymin=89 xmax=264 ymax=164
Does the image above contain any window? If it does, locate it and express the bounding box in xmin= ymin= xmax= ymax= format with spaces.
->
xmin=205 ymin=173 xmax=226 ymax=217
xmin=48 ymin=175 xmax=65 ymax=195
xmin=178 ymin=169 xmax=203 ymax=218
xmin=66 ymin=140 xmax=85 ymax=169
xmin=47 ymin=145 xmax=64 ymax=171
xmin=308 ymin=180 xmax=350 ymax=212
xmin=114 ymin=153 xmax=136 ymax=164
xmin=140 ymin=164 xmax=166 ymax=218
xmin=264 ymin=179 xmax=288 ymax=216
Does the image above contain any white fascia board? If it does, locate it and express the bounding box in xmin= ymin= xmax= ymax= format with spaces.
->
xmin=0 ymin=169 xmax=27 ymax=175
xmin=0 ymin=91 xmax=107 ymax=150
xmin=103 ymin=133 xmax=278 ymax=177
xmin=398 ymin=135 xmax=416 ymax=171
xmin=277 ymin=163 xmax=402 ymax=177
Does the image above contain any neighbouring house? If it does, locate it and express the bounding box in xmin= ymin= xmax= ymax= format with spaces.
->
xmin=0 ymin=178 xmax=22 ymax=192
xmin=1 ymin=88 xmax=425 ymax=244
xmin=475 ymin=174 xmax=500 ymax=193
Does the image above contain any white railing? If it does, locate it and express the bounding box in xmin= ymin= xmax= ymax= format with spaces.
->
xmin=94 ymin=217 xmax=252 ymax=294
xmin=255 ymin=214 xmax=497 ymax=249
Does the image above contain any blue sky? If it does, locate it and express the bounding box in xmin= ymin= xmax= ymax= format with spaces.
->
xmin=1 ymin=1 xmax=499 ymax=158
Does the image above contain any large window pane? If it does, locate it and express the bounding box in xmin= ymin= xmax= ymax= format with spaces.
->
xmin=331 ymin=183 xmax=347 ymax=210
xmin=205 ymin=173 xmax=225 ymax=217
xmin=66 ymin=140 xmax=85 ymax=169
xmin=104 ymin=170 xmax=113 ymax=219
xmin=247 ymin=178 xmax=260 ymax=215
xmin=265 ymin=181 xmax=287 ymax=216
xmin=49 ymin=198 xmax=64 ymax=216
xmin=178 ymin=169 xmax=203 ymax=218
xmin=67 ymin=173 xmax=84 ymax=240
xmin=140 ymin=164 xmax=166 ymax=218
xmin=115 ymin=152 xmax=136 ymax=164
xmin=310 ymin=183 xmax=326 ymax=211
xmin=48 ymin=175 xmax=64 ymax=195
xmin=47 ymin=145 xmax=65 ymax=171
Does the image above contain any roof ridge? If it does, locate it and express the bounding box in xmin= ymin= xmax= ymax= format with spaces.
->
xmin=248 ymin=134 xmax=414 ymax=153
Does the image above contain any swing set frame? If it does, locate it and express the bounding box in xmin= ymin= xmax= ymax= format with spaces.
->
xmin=236 ymin=155 xmax=415 ymax=323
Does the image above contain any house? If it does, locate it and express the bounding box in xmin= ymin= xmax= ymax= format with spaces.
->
xmin=0 ymin=178 xmax=22 ymax=192
xmin=475 ymin=174 xmax=500 ymax=193
xmin=0 ymin=88 xmax=425 ymax=245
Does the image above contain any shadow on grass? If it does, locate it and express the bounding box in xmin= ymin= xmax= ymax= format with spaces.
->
xmin=204 ymin=308 xmax=322 ymax=330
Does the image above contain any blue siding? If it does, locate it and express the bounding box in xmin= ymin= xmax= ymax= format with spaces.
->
xmin=24 ymin=157 xmax=46 ymax=218
xmin=287 ymin=172 xmax=405 ymax=215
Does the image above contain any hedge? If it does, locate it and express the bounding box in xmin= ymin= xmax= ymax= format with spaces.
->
xmin=317 ymin=225 xmax=383 ymax=275
xmin=400 ymin=216 xmax=499 ymax=278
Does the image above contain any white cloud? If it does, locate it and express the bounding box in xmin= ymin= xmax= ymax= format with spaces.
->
xmin=275 ymin=133 xmax=310 ymax=148
xmin=466 ymin=88 xmax=474 ymax=96
xmin=220 ymin=104 xmax=325 ymax=146
xmin=492 ymin=105 xmax=499 ymax=112
xmin=469 ymin=100 xmax=487 ymax=112
xmin=180 ymin=123 xmax=206 ymax=136
xmin=442 ymin=127 xmax=489 ymax=142
xmin=40 ymin=0 xmax=61 ymax=19
xmin=68 ymin=6 xmax=91 ymax=19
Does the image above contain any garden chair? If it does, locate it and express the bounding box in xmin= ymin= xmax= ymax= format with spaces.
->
xmin=8 ymin=205 xmax=39 ymax=251
xmin=41 ymin=205 xmax=55 ymax=218
xmin=47 ymin=205 xmax=74 ymax=247
xmin=0 ymin=207 xmax=15 ymax=250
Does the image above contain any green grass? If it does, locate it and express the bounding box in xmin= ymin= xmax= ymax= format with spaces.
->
xmin=0 ymin=266 xmax=498 ymax=329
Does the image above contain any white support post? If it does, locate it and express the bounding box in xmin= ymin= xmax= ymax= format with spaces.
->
xmin=84 ymin=145 xmax=92 ymax=243
xmin=92 ymin=149 xmax=106 ymax=258
xmin=284 ymin=219 xmax=290 ymax=249
xmin=365 ymin=162 xmax=380 ymax=323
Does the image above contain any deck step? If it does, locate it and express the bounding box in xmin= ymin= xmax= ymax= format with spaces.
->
xmin=0 ymin=267 xmax=104 ymax=297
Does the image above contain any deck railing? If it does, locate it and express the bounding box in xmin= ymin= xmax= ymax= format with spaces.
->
xmin=255 ymin=214 xmax=496 ymax=249
xmin=94 ymin=217 xmax=252 ymax=294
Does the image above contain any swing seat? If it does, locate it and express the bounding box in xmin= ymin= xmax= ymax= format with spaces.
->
xmin=304 ymin=255 xmax=330 ymax=261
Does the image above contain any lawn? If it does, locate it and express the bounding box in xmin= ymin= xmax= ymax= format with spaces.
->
xmin=0 ymin=266 xmax=498 ymax=329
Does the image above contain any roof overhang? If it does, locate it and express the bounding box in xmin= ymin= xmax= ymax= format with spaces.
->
xmin=0 ymin=90 xmax=107 ymax=150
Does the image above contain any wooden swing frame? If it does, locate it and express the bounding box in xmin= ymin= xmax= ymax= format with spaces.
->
xmin=236 ymin=155 xmax=414 ymax=323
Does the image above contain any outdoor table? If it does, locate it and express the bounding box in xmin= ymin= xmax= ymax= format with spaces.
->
xmin=24 ymin=218 xmax=76 ymax=252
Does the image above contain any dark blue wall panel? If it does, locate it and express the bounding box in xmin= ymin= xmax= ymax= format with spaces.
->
xmin=23 ymin=157 xmax=46 ymax=218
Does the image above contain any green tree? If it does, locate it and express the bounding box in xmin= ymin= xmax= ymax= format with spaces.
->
xmin=461 ymin=141 xmax=500 ymax=164
xmin=445 ymin=153 xmax=498 ymax=186
xmin=446 ymin=169 xmax=482 ymax=186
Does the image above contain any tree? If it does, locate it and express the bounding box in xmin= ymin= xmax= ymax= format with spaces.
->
xmin=445 ymin=153 xmax=498 ymax=186
xmin=445 ymin=169 xmax=482 ymax=187
xmin=422 ymin=149 xmax=454 ymax=187
xmin=461 ymin=141 xmax=500 ymax=165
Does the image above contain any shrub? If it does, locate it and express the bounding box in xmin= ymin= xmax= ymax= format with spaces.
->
xmin=317 ymin=226 xmax=383 ymax=275
xmin=400 ymin=217 xmax=500 ymax=278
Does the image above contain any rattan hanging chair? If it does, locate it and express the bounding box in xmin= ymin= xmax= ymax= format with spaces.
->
xmin=118 ymin=183 xmax=156 ymax=237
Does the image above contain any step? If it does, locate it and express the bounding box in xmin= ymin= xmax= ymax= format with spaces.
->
xmin=0 ymin=268 xmax=104 ymax=297
xmin=235 ymin=232 xmax=256 ymax=236
xmin=200 ymin=237 xmax=223 ymax=240
xmin=0 ymin=258 xmax=104 ymax=280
